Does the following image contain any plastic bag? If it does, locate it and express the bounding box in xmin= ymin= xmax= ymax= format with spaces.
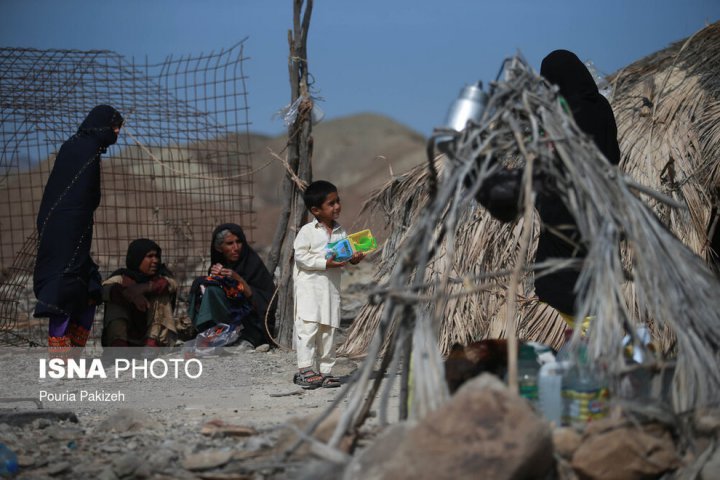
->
xmin=185 ymin=323 xmax=241 ymax=357
xmin=275 ymin=95 xmax=325 ymax=126
xmin=584 ymin=60 xmax=612 ymax=99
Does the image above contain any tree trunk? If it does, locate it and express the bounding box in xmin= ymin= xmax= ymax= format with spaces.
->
xmin=268 ymin=0 xmax=314 ymax=347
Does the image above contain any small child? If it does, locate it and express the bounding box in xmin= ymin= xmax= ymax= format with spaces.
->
xmin=293 ymin=180 xmax=365 ymax=389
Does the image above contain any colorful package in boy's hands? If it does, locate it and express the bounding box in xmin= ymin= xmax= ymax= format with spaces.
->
xmin=325 ymin=229 xmax=378 ymax=262
xmin=325 ymin=238 xmax=354 ymax=262
xmin=348 ymin=229 xmax=377 ymax=253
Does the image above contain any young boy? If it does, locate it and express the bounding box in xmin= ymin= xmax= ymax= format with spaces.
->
xmin=293 ymin=180 xmax=365 ymax=389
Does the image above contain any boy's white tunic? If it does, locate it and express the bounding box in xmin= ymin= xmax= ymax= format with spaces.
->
xmin=293 ymin=218 xmax=346 ymax=328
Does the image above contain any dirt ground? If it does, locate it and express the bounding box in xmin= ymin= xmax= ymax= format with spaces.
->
xmin=0 ymin=259 xmax=396 ymax=479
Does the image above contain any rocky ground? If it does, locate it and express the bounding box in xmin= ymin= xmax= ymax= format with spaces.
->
xmin=0 ymin=260 xmax=392 ymax=479
xmin=0 ymin=342 xmax=396 ymax=480
xmin=2 ymin=256 xmax=719 ymax=480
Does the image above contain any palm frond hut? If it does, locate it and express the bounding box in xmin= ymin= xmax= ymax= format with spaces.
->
xmin=315 ymin=53 xmax=720 ymax=446
xmin=340 ymin=21 xmax=720 ymax=359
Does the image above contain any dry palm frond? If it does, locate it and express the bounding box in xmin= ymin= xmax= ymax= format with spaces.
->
xmin=609 ymin=21 xmax=720 ymax=349
xmin=328 ymin=51 xmax=720 ymax=447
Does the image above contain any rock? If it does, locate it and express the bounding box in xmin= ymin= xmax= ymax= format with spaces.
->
xmin=113 ymin=453 xmax=142 ymax=478
xmin=255 ymin=344 xmax=271 ymax=353
xmin=97 ymin=467 xmax=120 ymax=480
xmin=243 ymin=435 xmax=274 ymax=452
xmin=344 ymin=423 xmax=412 ymax=480
xmin=201 ymin=418 xmax=258 ymax=437
xmin=16 ymin=454 xmax=36 ymax=467
xmin=275 ymin=409 xmax=355 ymax=457
xmin=0 ymin=409 xmax=78 ymax=427
xmin=571 ymin=421 xmax=680 ymax=480
xmin=97 ymin=408 xmax=161 ymax=433
xmin=344 ymin=374 xmax=554 ymax=480
xmin=146 ymin=449 xmax=176 ymax=471
xmin=556 ymin=457 xmax=579 ymax=480
xmin=181 ymin=448 xmax=233 ymax=471
xmin=32 ymin=418 xmax=53 ymax=429
xmin=553 ymin=427 xmax=582 ymax=459
xmin=46 ymin=461 xmax=71 ymax=475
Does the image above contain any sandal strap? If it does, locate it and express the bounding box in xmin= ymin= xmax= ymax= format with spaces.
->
xmin=298 ymin=368 xmax=323 ymax=384
xmin=321 ymin=375 xmax=341 ymax=387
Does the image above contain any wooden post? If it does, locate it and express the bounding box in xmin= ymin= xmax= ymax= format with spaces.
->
xmin=268 ymin=0 xmax=314 ymax=346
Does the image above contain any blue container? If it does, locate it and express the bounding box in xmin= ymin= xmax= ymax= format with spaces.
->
xmin=0 ymin=443 xmax=18 ymax=477
xmin=325 ymin=239 xmax=353 ymax=262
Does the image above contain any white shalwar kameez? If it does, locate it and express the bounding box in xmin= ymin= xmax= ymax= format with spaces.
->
xmin=293 ymin=218 xmax=346 ymax=373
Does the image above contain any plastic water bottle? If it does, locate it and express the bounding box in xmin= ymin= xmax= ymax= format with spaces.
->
xmin=561 ymin=343 xmax=608 ymax=428
xmin=518 ymin=344 xmax=540 ymax=405
xmin=0 ymin=443 xmax=18 ymax=477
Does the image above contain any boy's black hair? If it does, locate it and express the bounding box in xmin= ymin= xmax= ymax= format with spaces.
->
xmin=303 ymin=180 xmax=338 ymax=210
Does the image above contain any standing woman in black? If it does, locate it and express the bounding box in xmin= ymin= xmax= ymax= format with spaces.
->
xmin=534 ymin=50 xmax=620 ymax=321
xmin=473 ymin=50 xmax=620 ymax=324
xmin=33 ymin=105 xmax=124 ymax=356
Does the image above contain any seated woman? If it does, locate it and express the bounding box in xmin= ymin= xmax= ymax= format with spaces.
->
xmin=188 ymin=223 xmax=276 ymax=348
xmin=101 ymin=239 xmax=178 ymax=347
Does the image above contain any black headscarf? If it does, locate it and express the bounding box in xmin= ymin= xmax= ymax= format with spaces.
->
xmin=540 ymin=50 xmax=620 ymax=164
xmin=533 ymin=50 xmax=621 ymax=315
xmin=109 ymin=238 xmax=172 ymax=283
xmin=210 ymin=223 xmax=277 ymax=339
xmin=34 ymin=105 xmax=124 ymax=317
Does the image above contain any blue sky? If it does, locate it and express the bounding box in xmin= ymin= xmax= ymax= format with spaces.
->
xmin=2 ymin=1 xmax=719 ymax=137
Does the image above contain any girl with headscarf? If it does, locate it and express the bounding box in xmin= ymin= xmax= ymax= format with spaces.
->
xmin=188 ymin=223 xmax=276 ymax=348
xmin=33 ymin=105 xmax=124 ymax=356
xmin=473 ymin=50 xmax=620 ymax=321
xmin=101 ymin=239 xmax=178 ymax=347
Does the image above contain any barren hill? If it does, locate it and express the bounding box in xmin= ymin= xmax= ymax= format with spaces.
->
xmin=246 ymin=113 xmax=427 ymax=246
xmin=0 ymin=113 xmax=426 ymax=275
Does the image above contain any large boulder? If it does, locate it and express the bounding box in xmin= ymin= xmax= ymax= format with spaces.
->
xmin=571 ymin=418 xmax=680 ymax=480
xmin=344 ymin=374 xmax=554 ymax=480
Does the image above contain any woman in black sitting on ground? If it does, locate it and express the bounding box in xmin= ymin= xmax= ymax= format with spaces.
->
xmin=188 ymin=223 xmax=276 ymax=348
xmin=101 ymin=238 xmax=177 ymax=348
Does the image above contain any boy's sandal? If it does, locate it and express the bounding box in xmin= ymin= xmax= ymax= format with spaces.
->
xmin=321 ymin=374 xmax=341 ymax=388
xmin=294 ymin=368 xmax=324 ymax=390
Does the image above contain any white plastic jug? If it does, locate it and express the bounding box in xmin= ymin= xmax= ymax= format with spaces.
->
xmin=538 ymin=360 xmax=570 ymax=425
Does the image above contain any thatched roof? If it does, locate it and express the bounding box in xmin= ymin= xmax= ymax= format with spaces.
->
xmin=338 ymin=161 xmax=567 ymax=357
xmin=340 ymin=21 xmax=720 ymax=359
xmin=610 ymin=21 xmax=720 ymax=260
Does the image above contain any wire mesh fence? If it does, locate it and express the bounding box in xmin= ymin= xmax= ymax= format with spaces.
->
xmin=0 ymin=41 xmax=256 ymax=346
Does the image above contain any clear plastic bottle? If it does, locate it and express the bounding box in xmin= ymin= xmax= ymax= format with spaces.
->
xmin=0 ymin=443 xmax=18 ymax=477
xmin=561 ymin=343 xmax=608 ymax=428
xmin=518 ymin=344 xmax=540 ymax=405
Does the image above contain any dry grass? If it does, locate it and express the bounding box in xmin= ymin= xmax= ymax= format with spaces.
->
xmin=333 ymin=41 xmax=720 ymax=430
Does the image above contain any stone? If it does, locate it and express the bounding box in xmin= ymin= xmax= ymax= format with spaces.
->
xmin=146 ymin=449 xmax=176 ymax=471
xmin=0 ymin=410 xmax=78 ymax=427
xmin=556 ymin=457 xmax=579 ymax=480
xmin=16 ymin=454 xmax=36 ymax=467
xmin=46 ymin=461 xmax=71 ymax=475
xmin=255 ymin=344 xmax=271 ymax=353
xmin=180 ymin=448 xmax=233 ymax=471
xmin=553 ymin=427 xmax=582 ymax=459
xmin=344 ymin=374 xmax=554 ymax=480
xmin=97 ymin=408 xmax=161 ymax=433
xmin=275 ymin=409 xmax=355 ymax=457
xmin=97 ymin=467 xmax=120 ymax=480
xmin=113 ymin=453 xmax=142 ymax=478
xmin=571 ymin=421 xmax=680 ymax=480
